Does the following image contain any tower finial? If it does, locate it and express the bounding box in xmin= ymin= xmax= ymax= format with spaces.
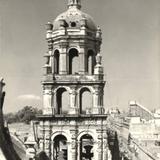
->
xmin=68 ymin=0 xmax=81 ymax=9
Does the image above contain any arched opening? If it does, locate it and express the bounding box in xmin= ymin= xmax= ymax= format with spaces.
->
xmin=53 ymin=135 xmax=68 ymax=160
xmin=69 ymin=48 xmax=79 ymax=74
xmin=79 ymin=87 xmax=92 ymax=114
xmin=80 ymin=134 xmax=94 ymax=160
xmin=56 ymin=88 xmax=69 ymax=114
xmin=54 ymin=50 xmax=60 ymax=74
xmin=87 ymin=50 xmax=96 ymax=75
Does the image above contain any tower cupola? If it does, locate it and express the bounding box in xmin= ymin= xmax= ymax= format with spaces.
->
xmin=52 ymin=3 xmax=97 ymax=31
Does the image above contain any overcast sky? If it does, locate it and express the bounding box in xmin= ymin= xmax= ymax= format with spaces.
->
xmin=0 ymin=0 xmax=160 ymax=113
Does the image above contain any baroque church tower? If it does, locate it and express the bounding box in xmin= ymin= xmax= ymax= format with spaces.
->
xmin=38 ymin=0 xmax=109 ymax=159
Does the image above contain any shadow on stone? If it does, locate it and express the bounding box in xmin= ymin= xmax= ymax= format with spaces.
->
xmin=0 ymin=79 xmax=21 ymax=160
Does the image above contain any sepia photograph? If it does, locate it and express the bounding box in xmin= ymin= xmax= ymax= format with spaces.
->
xmin=0 ymin=0 xmax=160 ymax=159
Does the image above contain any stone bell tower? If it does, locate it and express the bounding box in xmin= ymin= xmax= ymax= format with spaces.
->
xmin=38 ymin=0 xmax=109 ymax=159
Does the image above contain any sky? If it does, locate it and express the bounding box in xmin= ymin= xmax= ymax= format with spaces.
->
xmin=0 ymin=0 xmax=160 ymax=113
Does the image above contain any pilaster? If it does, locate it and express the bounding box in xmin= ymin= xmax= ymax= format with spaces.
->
xmin=97 ymin=129 xmax=103 ymax=160
xmin=43 ymin=85 xmax=53 ymax=115
xmin=92 ymin=85 xmax=104 ymax=114
xmin=69 ymin=87 xmax=79 ymax=114
xmin=79 ymin=46 xmax=86 ymax=74
xmin=51 ymin=54 xmax=54 ymax=74
xmin=59 ymin=46 xmax=67 ymax=74
xmin=43 ymin=52 xmax=51 ymax=74
xmin=103 ymin=130 xmax=108 ymax=160
xmin=70 ymin=129 xmax=78 ymax=160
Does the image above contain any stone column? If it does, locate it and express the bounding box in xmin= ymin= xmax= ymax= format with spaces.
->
xmin=103 ymin=130 xmax=108 ymax=160
xmin=97 ymin=141 xmax=103 ymax=160
xmin=79 ymin=46 xmax=86 ymax=74
xmin=59 ymin=46 xmax=67 ymax=74
xmin=43 ymin=85 xmax=53 ymax=115
xmin=48 ymin=122 xmax=52 ymax=159
xmin=96 ymin=130 xmax=103 ymax=160
xmin=70 ymin=129 xmax=78 ymax=160
xmin=43 ymin=52 xmax=51 ymax=74
xmin=52 ymin=140 xmax=55 ymax=160
xmin=53 ymin=90 xmax=57 ymax=114
xmin=92 ymin=86 xmax=100 ymax=114
xmin=100 ymin=87 xmax=105 ymax=114
xmin=92 ymin=86 xmax=105 ymax=114
xmin=69 ymin=87 xmax=79 ymax=114
xmin=77 ymin=141 xmax=81 ymax=160
xmin=100 ymin=90 xmax=104 ymax=107
xmin=50 ymin=52 xmax=54 ymax=74
xmin=42 ymin=122 xmax=52 ymax=158
xmin=46 ymin=22 xmax=53 ymax=73
xmin=44 ymin=139 xmax=50 ymax=157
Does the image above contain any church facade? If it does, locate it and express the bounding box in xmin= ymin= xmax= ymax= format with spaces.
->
xmin=37 ymin=0 xmax=109 ymax=159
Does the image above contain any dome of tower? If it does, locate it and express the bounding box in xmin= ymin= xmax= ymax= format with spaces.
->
xmin=52 ymin=7 xmax=97 ymax=31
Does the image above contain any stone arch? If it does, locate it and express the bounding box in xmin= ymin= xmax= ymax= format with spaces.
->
xmin=77 ymin=130 xmax=97 ymax=142
xmin=67 ymin=46 xmax=80 ymax=54
xmin=52 ymin=47 xmax=60 ymax=54
xmin=53 ymin=49 xmax=60 ymax=74
xmin=53 ymin=86 xmax=71 ymax=94
xmin=68 ymin=48 xmax=79 ymax=74
xmin=78 ymin=87 xmax=93 ymax=114
xmin=78 ymin=132 xmax=96 ymax=160
xmin=87 ymin=49 xmax=96 ymax=75
xmin=77 ymin=86 xmax=94 ymax=94
xmin=51 ymin=131 xmax=71 ymax=142
xmin=87 ymin=48 xmax=96 ymax=54
xmin=55 ymin=87 xmax=70 ymax=114
xmin=51 ymin=132 xmax=70 ymax=160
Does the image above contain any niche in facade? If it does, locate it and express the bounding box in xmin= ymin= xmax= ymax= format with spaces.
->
xmin=69 ymin=48 xmax=79 ymax=74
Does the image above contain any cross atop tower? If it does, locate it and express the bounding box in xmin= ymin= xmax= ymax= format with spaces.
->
xmin=68 ymin=0 xmax=81 ymax=9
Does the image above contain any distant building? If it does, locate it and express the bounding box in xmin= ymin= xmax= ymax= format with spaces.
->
xmin=128 ymin=102 xmax=160 ymax=140
xmin=128 ymin=101 xmax=154 ymax=121
xmin=153 ymin=109 xmax=160 ymax=126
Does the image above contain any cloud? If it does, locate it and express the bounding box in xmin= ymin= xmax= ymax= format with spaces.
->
xmin=17 ymin=94 xmax=41 ymax=101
